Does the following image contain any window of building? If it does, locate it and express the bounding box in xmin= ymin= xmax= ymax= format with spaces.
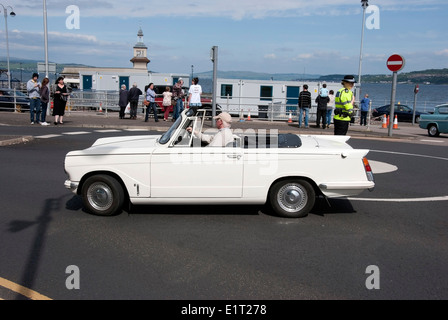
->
xmin=220 ymin=84 xmax=233 ymax=99
xmin=260 ymin=86 xmax=273 ymax=101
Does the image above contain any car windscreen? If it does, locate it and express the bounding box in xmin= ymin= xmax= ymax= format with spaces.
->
xmin=159 ymin=117 xmax=182 ymax=144
xmin=158 ymin=108 xmax=197 ymax=144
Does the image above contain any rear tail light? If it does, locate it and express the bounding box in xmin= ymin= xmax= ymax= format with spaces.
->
xmin=363 ymin=157 xmax=374 ymax=182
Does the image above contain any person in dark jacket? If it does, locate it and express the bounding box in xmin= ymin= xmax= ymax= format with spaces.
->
xmin=118 ymin=85 xmax=129 ymax=119
xmin=315 ymin=94 xmax=330 ymax=129
xmin=127 ymin=83 xmax=142 ymax=120
xmin=39 ymin=77 xmax=50 ymax=125
xmin=298 ymin=84 xmax=311 ymax=128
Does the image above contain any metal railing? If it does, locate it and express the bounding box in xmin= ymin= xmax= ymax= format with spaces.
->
xmin=5 ymin=88 xmax=444 ymax=123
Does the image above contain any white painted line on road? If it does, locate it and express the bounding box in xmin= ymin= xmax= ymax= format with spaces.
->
xmin=35 ymin=134 xmax=63 ymax=139
xmin=420 ymin=139 xmax=444 ymax=143
xmin=348 ymin=196 xmax=448 ymax=202
xmin=124 ymin=129 xmax=151 ymax=132
xmin=63 ymin=131 xmax=91 ymax=135
xmin=371 ymin=150 xmax=448 ymax=161
xmin=95 ymin=129 xmax=121 ymax=133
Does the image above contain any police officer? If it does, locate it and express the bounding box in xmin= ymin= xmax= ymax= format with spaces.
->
xmin=334 ymin=75 xmax=356 ymax=135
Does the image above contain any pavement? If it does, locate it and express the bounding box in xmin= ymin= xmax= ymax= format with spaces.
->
xmin=0 ymin=109 xmax=426 ymax=146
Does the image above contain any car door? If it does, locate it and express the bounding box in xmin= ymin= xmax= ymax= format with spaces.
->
xmin=150 ymin=117 xmax=243 ymax=198
xmin=0 ymin=90 xmax=13 ymax=110
xmin=438 ymin=106 xmax=448 ymax=132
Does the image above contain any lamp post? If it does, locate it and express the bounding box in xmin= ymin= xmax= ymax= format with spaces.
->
xmin=0 ymin=4 xmax=15 ymax=89
xmin=43 ymin=0 xmax=49 ymax=79
xmin=357 ymin=0 xmax=368 ymax=100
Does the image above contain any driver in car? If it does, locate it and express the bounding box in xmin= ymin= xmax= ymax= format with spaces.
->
xmin=187 ymin=112 xmax=234 ymax=147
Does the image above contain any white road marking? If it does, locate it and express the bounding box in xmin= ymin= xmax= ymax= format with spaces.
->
xmin=371 ymin=150 xmax=448 ymax=161
xmin=349 ymin=196 xmax=448 ymax=202
xmin=369 ymin=160 xmax=397 ymax=174
xmin=63 ymin=131 xmax=91 ymax=135
xmin=420 ymin=140 xmax=444 ymax=143
xmin=355 ymin=150 xmax=448 ymax=202
xmin=95 ymin=129 xmax=121 ymax=133
xmin=35 ymin=134 xmax=63 ymax=139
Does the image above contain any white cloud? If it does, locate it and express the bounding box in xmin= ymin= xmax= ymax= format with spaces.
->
xmin=435 ymin=49 xmax=448 ymax=56
xmin=264 ymin=53 xmax=276 ymax=60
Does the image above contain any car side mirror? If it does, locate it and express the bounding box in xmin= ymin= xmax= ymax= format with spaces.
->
xmin=174 ymin=135 xmax=182 ymax=145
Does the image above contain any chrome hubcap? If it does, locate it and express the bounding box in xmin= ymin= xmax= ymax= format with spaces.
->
xmin=87 ymin=182 xmax=113 ymax=211
xmin=277 ymin=183 xmax=307 ymax=213
xmin=429 ymin=126 xmax=438 ymax=136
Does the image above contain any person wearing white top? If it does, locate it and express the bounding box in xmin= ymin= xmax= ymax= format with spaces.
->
xmin=187 ymin=77 xmax=202 ymax=107
xmin=326 ymin=90 xmax=335 ymax=128
xmin=162 ymin=87 xmax=173 ymax=121
xmin=187 ymin=112 xmax=234 ymax=147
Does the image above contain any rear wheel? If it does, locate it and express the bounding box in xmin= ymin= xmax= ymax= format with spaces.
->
xmin=81 ymin=175 xmax=125 ymax=216
xmin=269 ymin=179 xmax=315 ymax=218
xmin=428 ymin=124 xmax=440 ymax=137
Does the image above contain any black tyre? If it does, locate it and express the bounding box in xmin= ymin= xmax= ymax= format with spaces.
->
xmin=269 ymin=179 xmax=315 ymax=218
xmin=81 ymin=175 xmax=125 ymax=216
xmin=428 ymin=124 xmax=440 ymax=137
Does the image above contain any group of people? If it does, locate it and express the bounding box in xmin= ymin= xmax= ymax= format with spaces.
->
xmin=297 ymin=75 xmax=370 ymax=136
xmin=298 ymin=83 xmax=335 ymax=130
xmin=27 ymin=73 xmax=69 ymax=126
xmin=118 ymin=77 xmax=203 ymax=123
xmin=26 ymin=72 xmax=367 ymax=139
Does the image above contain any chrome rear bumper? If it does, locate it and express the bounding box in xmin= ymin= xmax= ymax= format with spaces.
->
xmin=64 ymin=180 xmax=79 ymax=192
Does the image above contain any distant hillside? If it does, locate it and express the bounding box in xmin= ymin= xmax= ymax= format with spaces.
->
xmin=0 ymin=58 xmax=93 ymax=81
xmin=319 ymin=69 xmax=448 ymax=84
xmin=196 ymin=70 xmax=320 ymax=81
xmin=2 ymin=58 xmax=447 ymax=84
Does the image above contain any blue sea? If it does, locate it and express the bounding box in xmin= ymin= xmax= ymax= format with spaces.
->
xmin=199 ymin=78 xmax=448 ymax=113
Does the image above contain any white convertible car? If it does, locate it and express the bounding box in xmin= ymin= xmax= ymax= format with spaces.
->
xmin=64 ymin=108 xmax=374 ymax=218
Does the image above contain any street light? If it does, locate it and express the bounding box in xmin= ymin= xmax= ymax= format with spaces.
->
xmin=0 ymin=3 xmax=15 ymax=89
xmin=357 ymin=0 xmax=368 ymax=99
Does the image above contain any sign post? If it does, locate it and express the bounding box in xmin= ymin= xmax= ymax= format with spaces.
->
xmin=386 ymin=54 xmax=405 ymax=137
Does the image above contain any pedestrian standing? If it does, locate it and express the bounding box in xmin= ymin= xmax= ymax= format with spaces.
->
xmin=187 ymin=77 xmax=202 ymax=108
xmin=118 ymin=84 xmax=128 ymax=119
xmin=319 ymin=83 xmax=328 ymax=98
xmin=172 ymin=78 xmax=184 ymax=121
xmin=144 ymin=83 xmax=158 ymax=122
xmin=298 ymin=84 xmax=311 ymax=128
xmin=40 ymin=77 xmax=50 ymax=125
xmin=334 ymin=75 xmax=355 ymax=135
xmin=27 ymin=73 xmax=41 ymax=125
xmin=53 ymin=77 xmax=69 ymax=125
xmin=128 ymin=83 xmax=142 ymax=120
xmin=315 ymin=94 xmax=330 ymax=129
xmin=162 ymin=86 xmax=173 ymax=121
xmin=326 ymin=90 xmax=335 ymax=128
xmin=360 ymin=94 xmax=370 ymax=126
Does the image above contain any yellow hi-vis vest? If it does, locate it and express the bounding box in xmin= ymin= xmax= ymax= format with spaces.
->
xmin=334 ymin=88 xmax=354 ymax=121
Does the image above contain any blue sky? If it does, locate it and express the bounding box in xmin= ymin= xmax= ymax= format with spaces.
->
xmin=1 ymin=0 xmax=447 ymax=75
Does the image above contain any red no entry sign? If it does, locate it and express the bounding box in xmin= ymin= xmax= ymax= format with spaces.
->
xmin=387 ymin=54 xmax=405 ymax=72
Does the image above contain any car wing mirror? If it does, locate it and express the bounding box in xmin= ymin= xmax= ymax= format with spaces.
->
xmin=174 ymin=135 xmax=182 ymax=145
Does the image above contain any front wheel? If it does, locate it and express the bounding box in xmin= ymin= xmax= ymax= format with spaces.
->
xmin=81 ymin=175 xmax=125 ymax=216
xmin=269 ymin=179 xmax=315 ymax=218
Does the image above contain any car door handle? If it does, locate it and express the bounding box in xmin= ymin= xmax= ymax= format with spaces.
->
xmin=227 ymin=154 xmax=242 ymax=160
